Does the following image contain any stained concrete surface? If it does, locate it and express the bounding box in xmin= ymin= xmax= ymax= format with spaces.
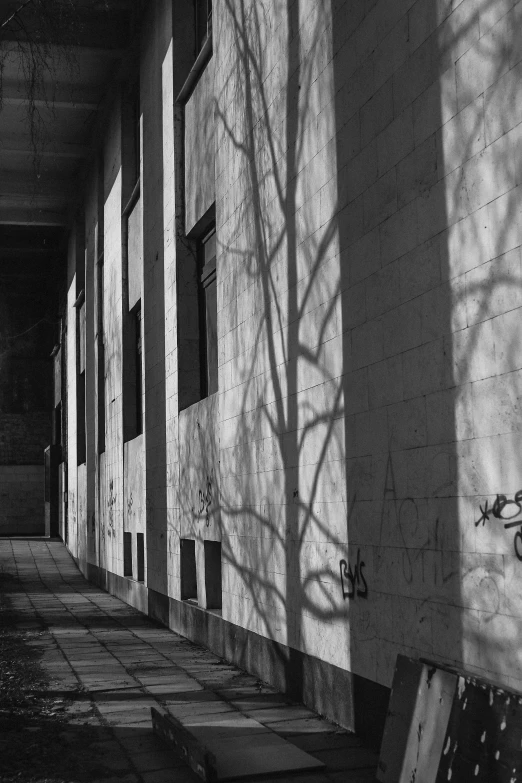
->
xmin=0 ymin=539 xmax=377 ymax=782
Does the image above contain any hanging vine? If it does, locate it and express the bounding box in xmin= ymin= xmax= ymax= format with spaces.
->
xmin=0 ymin=1 xmax=84 ymax=176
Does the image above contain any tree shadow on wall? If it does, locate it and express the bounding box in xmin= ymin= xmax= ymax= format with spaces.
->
xmin=436 ymin=0 xmax=522 ymax=692
xmin=179 ymin=0 xmax=522 ymax=751
xmin=179 ymin=0 xmax=356 ymax=729
xmin=331 ymin=0 xmax=522 ymax=738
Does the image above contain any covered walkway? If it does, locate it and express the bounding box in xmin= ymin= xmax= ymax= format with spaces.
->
xmin=0 ymin=539 xmax=377 ymax=783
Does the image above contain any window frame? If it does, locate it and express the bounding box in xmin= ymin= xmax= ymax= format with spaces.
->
xmin=198 ymin=224 xmax=218 ymax=398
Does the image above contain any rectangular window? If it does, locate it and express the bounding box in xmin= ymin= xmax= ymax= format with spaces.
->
xmin=97 ymin=259 xmax=105 ymax=453
xmin=123 ymin=532 xmax=133 ymax=577
xmin=199 ymin=226 xmax=218 ymax=397
xmin=137 ymin=533 xmax=145 ymax=582
xmin=97 ymin=153 xmax=106 ymax=454
xmin=135 ymin=306 xmax=143 ymax=435
xmin=79 ymin=301 xmax=86 ymax=374
xmin=204 ymin=540 xmax=222 ymax=610
xmin=76 ymin=297 xmax=86 ymax=465
xmin=123 ymin=82 xmax=140 ymax=209
xmin=180 ymin=539 xmax=198 ymax=602
xmin=131 ymin=87 xmax=140 ymax=189
xmin=52 ymin=402 xmax=62 ymax=448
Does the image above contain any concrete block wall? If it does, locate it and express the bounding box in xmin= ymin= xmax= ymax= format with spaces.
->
xmin=211 ymin=0 xmax=522 ymax=693
xmin=65 ymin=93 xmax=126 ymax=574
xmin=140 ymin=0 xmax=173 ymax=597
xmin=164 ymin=2 xmax=197 ymax=602
xmin=214 ymin=0 xmax=348 ymax=662
xmin=63 ymin=0 xmax=522 ymax=729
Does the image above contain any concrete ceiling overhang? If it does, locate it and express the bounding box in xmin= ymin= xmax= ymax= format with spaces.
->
xmin=0 ymin=0 xmax=137 ymax=230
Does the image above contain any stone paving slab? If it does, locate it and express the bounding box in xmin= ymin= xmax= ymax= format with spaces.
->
xmin=0 ymin=539 xmax=378 ymax=782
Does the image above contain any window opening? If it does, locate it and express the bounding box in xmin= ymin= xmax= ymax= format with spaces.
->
xmin=180 ymin=539 xmax=198 ymax=602
xmin=123 ymin=532 xmax=133 ymax=577
xmin=76 ymin=296 xmax=86 ymax=465
xmin=97 ymin=259 xmax=105 ymax=453
xmin=135 ymin=306 xmax=143 ymax=435
xmin=53 ymin=402 xmax=62 ymax=448
xmin=199 ymin=225 xmax=218 ymax=397
xmin=137 ymin=533 xmax=145 ymax=582
xmin=204 ymin=540 xmax=222 ymax=610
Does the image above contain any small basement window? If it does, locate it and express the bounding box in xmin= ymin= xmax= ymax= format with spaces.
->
xmin=204 ymin=540 xmax=222 ymax=610
xmin=180 ymin=539 xmax=198 ymax=602
xmin=123 ymin=532 xmax=133 ymax=578
xmin=137 ymin=533 xmax=145 ymax=582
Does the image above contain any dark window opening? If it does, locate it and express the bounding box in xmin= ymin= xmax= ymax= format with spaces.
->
xmin=123 ymin=302 xmax=143 ymax=443
xmin=135 ymin=305 xmax=143 ymax=436
xmin=204 ymin=540 xmax=222 ymax=610
xmin=131 ymin=87 xmax=140 ymax=189
xmin=199 ymin=225 xmax=218 ymax=397
xmin=97 ymin=152 xmax=104 ymax=261
xmin=77 ymin=372 xmax=86 ymax=465
xmin=124 ymin=532 xmax=133 ymax=577
xmin=122 ymin=82 xmax=141 ymax=213
xmin=44 ymin=448 xmax=50 ymax=504
xmin=137 ymin=533 xmax=145 ymax=582
xmin=180 ymin=539 xmax=198 ymax=602
xmin=195 ymin=0 xmax=212 ymax=54
xmin=52 ymin=402 xmax=62 ymax=448
xmin=76 ymin=298 xmax=86 ymax=465
xmin=97 ymin=259 xmax=105 ymax=454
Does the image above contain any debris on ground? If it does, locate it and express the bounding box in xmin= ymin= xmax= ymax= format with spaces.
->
xmin=0 ymin=572 xmax=131 ymax=783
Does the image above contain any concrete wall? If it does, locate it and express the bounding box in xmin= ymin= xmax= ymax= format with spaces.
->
xmin=62 ymin=0 xmax=522 ymax=738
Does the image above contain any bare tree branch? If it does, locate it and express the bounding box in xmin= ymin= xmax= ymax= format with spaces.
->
xmin=0 ymin=0 xmax=35 ymax=31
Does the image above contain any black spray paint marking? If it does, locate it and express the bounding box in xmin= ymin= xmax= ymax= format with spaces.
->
xmin=340 ymin=549 xmax=368 ymax=599
xmin=197 ymin=474 xmax=213 ymax=527
xmin=380 ymin=452 xmax=416 ymax=583
xmin=475 ymin=490 xmax=522 ymax=561
xmin=107 ymin=480 xmax=116 ymax=536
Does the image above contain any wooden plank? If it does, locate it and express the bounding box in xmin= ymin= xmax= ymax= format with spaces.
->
xmin=377 ymin=656 xmax=457 ymax=783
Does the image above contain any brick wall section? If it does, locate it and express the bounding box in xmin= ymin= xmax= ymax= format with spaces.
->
xmin=0 ymin=465 xmax=44 ymax=535
xmin=0 ymin=413 xmax=50 ymax=464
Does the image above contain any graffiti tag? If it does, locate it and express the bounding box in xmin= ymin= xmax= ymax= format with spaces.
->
xmin=197 ymin=474 xmax=213 ymax=527
xmin=107 ymin=480 xmax=116 ymax=536
xmin=475 ymin=490 xmax=522 ymax=561
xmin=340 ymin=549 xmax=368 ymax=599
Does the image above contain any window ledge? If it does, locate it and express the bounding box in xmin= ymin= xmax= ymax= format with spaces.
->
xmin=123 ymin=178 xmax=140 ymax=217
xmin=176 ymin=35 xmax=212 ymax=105
xmin=73 ymin=289 xmax=85 ymax=309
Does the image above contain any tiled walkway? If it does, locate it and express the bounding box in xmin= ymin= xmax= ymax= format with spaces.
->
xmin=0 ymin=539 xmax=378 ymax=783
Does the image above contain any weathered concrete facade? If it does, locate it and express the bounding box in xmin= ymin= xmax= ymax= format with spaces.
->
xmin=54 ymin=0 xmax=522 ymax=745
